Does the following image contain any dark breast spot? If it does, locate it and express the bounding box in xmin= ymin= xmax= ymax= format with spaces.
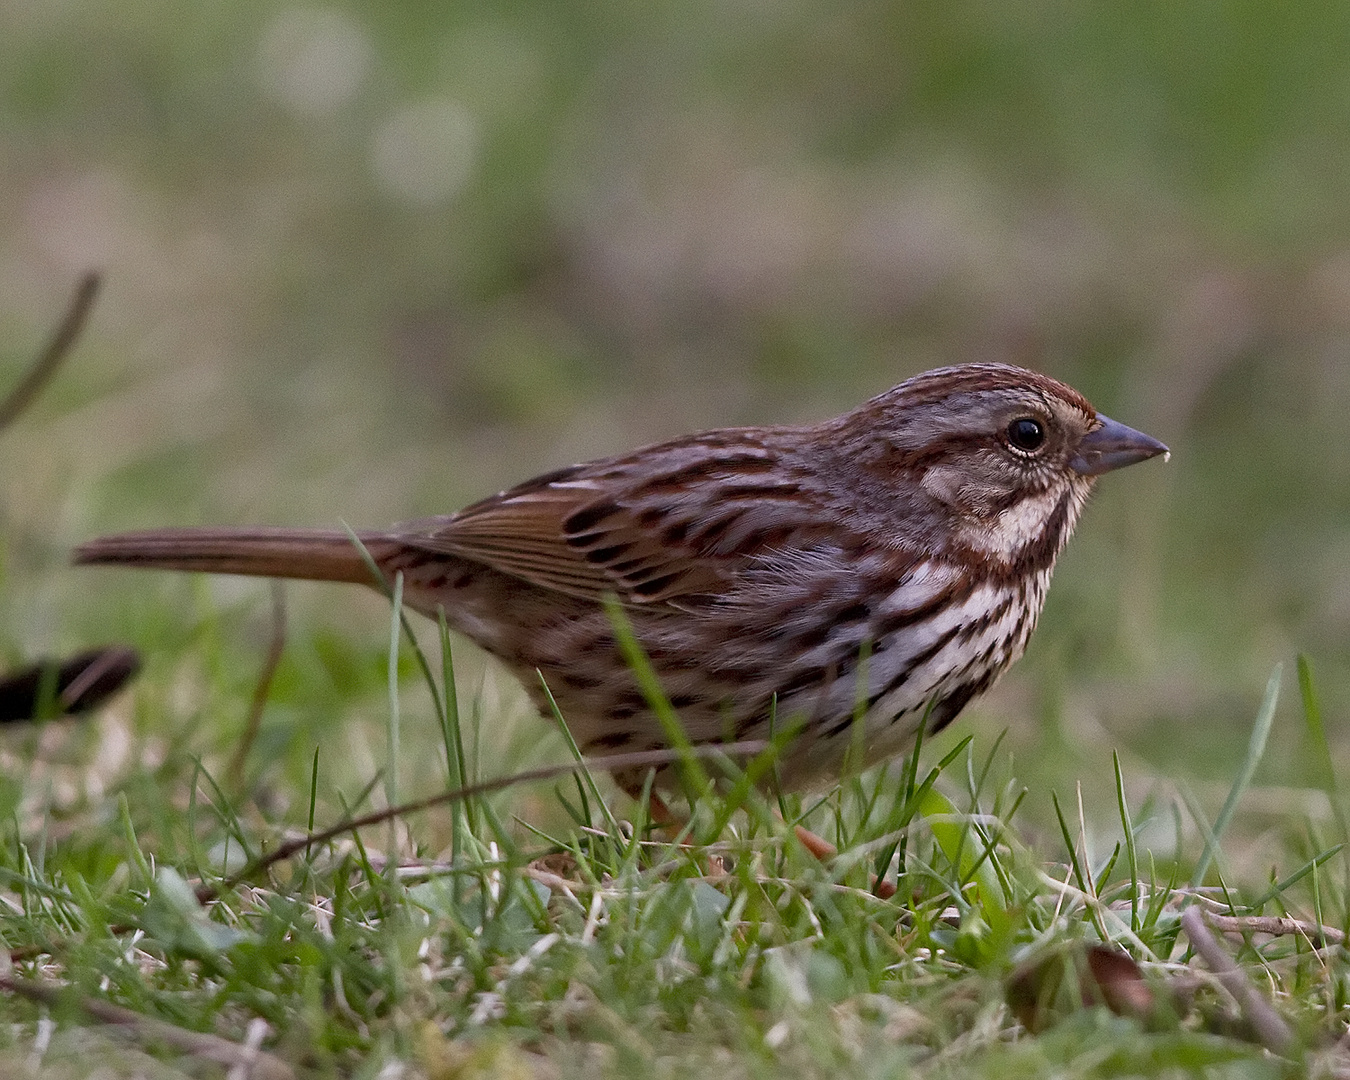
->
xmin=793 ymin=622 xmax=832 ymax=650
xmin=606 ymin=689 xmax=647 ymax=721
xmin=585 ymin=732 xmax=632 ymax=751
xmin=874 ymin=582 xmax=973 ymax=638
xmin=561 ymin=672 xmax=603 ymax=690
xmin=927 ymin=673 xmax=996 ymax=734
xmin=661 ymin=520 xmax=690 ymax=545
xmin=690 ymin=513 xmax=741 ymax=546
xmin=836 ymin=601 xmax=870 ymax=624
xmin=777 ymin=667 xmax=827 ymax=700
xmin=865 ymin=623 xmax=965 ymax=710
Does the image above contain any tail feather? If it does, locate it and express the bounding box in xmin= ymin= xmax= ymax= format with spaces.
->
xmin=73 ymin=527 xmax=398 ymax=585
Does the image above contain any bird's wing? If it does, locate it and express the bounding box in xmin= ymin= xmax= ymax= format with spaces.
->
xmin=398 ymin=433 xmax=818 ymax=607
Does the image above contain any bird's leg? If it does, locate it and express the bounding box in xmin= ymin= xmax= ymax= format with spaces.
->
xmin=647 ymin=788 xmax=894 ymax=899
xmin=792 ymin=824 xmax=898 ymax=900
xmin=792 ymin=823 xmax=837 ymax=860
xmin=638 ymin=790 xmax=730 ymax=878
xmin=645 ymin=790 xmax=684 ymax=835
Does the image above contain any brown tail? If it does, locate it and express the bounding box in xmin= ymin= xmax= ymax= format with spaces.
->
xmin=73 ymin=527 xmax=401 ymax=585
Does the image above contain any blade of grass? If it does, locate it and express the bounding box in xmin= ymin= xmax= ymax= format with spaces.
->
xmin=341 ymin=525 xmax=445 ymax=716
xmin=0 ymin=272 xmax=101 ymax=433
xmin=538 ymin=672 xmax=622 ymax=836
xmin=1179 ymin=781 xmax=1226 ymax=886
xmin=767 ymin=694 xmax=790 ymax=820
xmin=1298 ymin=655 xmax=1332 ymax=788
xmin=1050 ymin=790 xmax=1102 ymax=942
xmin=969 ymin=729 xmax=1009 ymax=806
xmin=631 ymin=767 xmax=658 ymax=860
xmin=1094 ymin=843 xmax=1122 ymax=897
xmin=306 ymin=748 xmax=320 ymax=862
xmin=892 ymin=710 xmax=929 ymax=880
xmin=437 ymin=607 xmax=477 ymax=846
xmin=1140 ymin=851 xmax=1178 ymax=936
xmin=345 ymin=523 xmax=487 ymax=868
xmin=1242 ymin=844 xmax=1344 ymax=911
xmin=1312 ymin=852 xmax=1326 ymax=947
xmin=1051 ymin=791 xmax=1087 ymax=896
xmin=706 ymin=726 xmax=800 ymax=839
xmin=1114 ymin=752 xmax=1140 ymax=933
xmin=552 ymin=784 xmax=589 ymax=829
xmin=385 ymin=572 xmax=404 ymax=868
xmin=602 ymin=596 xmax=711 ymax=807
xmin=1191 ymin=665 xmax=1281 ymax=887
xmin=920 ymin=785 xmax=1009 ymax=916
xmin=185 ymin=760 xmax=205 ymax=885
xmin=218 ymin=742 xmax=765 ymax=894
xmin=844 ymin=640 xmax=873 ymax=815
xmin=194 ymin=760 xmax=258 ymax=866
xmin=1298 ymin=654 xmax=1348 ymax=842
xmin=118 ymin=793 xmax=153 ymax=888
xmin=975 ymin=786 xmax=1025 ymax=905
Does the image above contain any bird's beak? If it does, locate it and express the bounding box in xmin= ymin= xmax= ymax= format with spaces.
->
xmin=1070 ymin=414 xmax=1169 ymax=476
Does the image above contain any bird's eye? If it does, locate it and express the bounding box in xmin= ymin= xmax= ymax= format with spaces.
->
xmin=1006 ymin=417 xmax=1046 ymax=453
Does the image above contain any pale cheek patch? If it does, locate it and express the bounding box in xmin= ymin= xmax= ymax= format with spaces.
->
xmin=997 ymin=488 xmax=1063 ymax=546
xmin=962 ymin=489 xmax=1064 ymax=555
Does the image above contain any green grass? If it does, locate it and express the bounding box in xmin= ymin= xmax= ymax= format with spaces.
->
xmin=0 ymin=585 xmax=1343 ymax=1078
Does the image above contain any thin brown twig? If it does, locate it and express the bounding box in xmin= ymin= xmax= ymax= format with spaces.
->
xmin=199 ymin=739 xmax=768 ymax=901
xmin=1206 ymin=913 xmax=1345 ymax=948
xmin=0 ymin=272 xmax=102 ymax=433
xmin=57 ymin=644 xmax=141 ymax=711
xmin=1180 ymin=905 xmax=1295 ymax=1055
xmin=229 ymin=583 xmax=288 ymax=788
xmin=0 ymin=973 xmax=295 ymax=1080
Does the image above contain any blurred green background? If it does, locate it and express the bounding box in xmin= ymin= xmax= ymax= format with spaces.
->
xmin=1 ymin=0 xmax=1348 ymax=855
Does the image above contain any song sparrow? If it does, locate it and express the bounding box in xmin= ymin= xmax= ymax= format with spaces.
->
xmin=75 ymin=363 xmax=1166 ymax=791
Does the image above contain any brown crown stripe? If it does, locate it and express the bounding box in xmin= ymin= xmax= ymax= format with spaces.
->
xmin=881 ymin=364 xmax=1094 ymax=415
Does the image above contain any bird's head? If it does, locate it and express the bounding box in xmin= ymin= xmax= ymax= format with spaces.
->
xmin=836 ymin=363 xmax=1169 ymax=565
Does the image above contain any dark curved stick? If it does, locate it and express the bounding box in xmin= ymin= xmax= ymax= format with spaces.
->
xmin=0 ymin=272 xmax=102 ymax=433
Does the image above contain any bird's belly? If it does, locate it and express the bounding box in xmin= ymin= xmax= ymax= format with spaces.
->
xmin=414 ymin=558 xmax=1044 ymax=793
